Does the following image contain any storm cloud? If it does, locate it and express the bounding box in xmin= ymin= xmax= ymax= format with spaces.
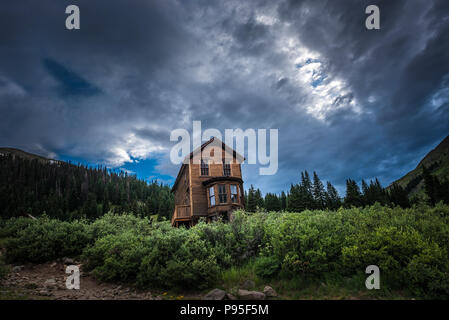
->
xmin=1 ymin=0 xmax=448 ymax=193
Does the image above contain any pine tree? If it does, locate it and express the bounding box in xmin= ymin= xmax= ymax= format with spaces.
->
xmin=255 ymin=188 xmax=264 ymax=210
xmin=325 ymin=181 xmax=341 ymax=210
xmin=422 ymin=165 xmax=436 ymax=205
xmin=312 ymin=171 xmax=326 ymax=209
xmin=388 ymin=183 xmax=410 ymax=208
xmin=301 ymin=171 xmax=314 ymax=209
xmin=361 ymin=179 xmax=370 ymax=205
xmin=344 ymin=179 xmax=363 ymax=208
xmin=438 ymin=179 xmax=449 ymax=204
xmin=280 ymin=191 xmax=287 ymax=211
xmin=372 ymin=178 xmax=388 ymax=205
xmin=287 ymin=184 xmax=304 ymax=212
xmin=246 ymin=185 xmax=257 ymax=212
xmin=265 ymin=193 xmax=281 ymax=211
xmin=83 ymin=192 xmax=98 ymax=217
xmin=301 ymin=171 xmax=312 ymax=193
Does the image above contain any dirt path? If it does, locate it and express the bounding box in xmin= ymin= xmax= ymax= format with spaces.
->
xmin=1 ymin=261 xmax=202 ymax=300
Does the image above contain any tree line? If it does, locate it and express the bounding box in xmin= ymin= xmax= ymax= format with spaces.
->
xmin=245 ymin=170 xmax=419 ymax=212
xmin=0 ymin=154 xmax=174 ymax=220
xmin=2 ymin=153 xmax=447 ymax=220
xmin=422 ymin=165 xmax=449 ymax=205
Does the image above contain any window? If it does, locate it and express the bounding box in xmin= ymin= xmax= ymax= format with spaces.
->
xmin=230 ymin=184 xmax=238 ymax=203
xmin=218 ymin=184 xmax=227 ymax=203
xmin=223 ymin=162 xmax=231 ymax=176
xmin=201 ymin=160 xmax=209 ymax=176
xmin=209 ymin=186 xmax=215 ymax=206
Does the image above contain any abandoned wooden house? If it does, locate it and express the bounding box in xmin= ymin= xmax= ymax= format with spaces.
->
xmin=171 ymin=137 xmax=245 ymax=227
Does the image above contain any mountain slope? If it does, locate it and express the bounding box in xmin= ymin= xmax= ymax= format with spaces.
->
xmin=390 ymin=134 xmax=449 ymax=197
xmin=0 ymin=147 xmax=60 ymax=163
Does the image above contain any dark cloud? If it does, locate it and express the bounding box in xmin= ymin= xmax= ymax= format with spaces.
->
xmin=43 ymin=58 xmax=101 ymax=96
xmin=0 ymin=0 xmax=448 ymax=194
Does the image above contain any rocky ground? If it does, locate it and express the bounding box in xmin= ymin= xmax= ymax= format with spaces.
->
xmin=0 ymin=260 xmax=277 ymax=300
xmin=0 ymin=260 xmax=204 ymax=300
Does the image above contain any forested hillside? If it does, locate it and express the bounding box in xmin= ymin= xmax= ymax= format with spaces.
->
xmin=390 ymin=134 xmax=449 ymax=198
xmin=0 ymin=152 xmax=174 ymax=220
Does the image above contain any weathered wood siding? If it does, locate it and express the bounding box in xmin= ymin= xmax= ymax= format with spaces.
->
xmin=174 ymin=165 xmax=190 ymax=207
xmin=190 ymin=144 xmax=242 ymax=217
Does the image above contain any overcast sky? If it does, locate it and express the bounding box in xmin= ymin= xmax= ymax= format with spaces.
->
xmin=1 ymin=0 xmax=449 ymax=194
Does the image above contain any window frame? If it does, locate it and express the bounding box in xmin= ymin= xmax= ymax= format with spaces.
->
xmin=223 ymin=162 xmax=231 ymax=176
xmin=230 ymin=184 xmax=239 ymax=203
xmin=209 ymin=186 xmax=216 ymax=207
xmin=218 ymin=184 xmax=227 ymax=204
xmin=201 ymin=159 xmax=209 ymax=176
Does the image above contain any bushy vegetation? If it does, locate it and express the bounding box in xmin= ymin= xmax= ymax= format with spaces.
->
xmin=0 ymin=255 xmax=8 ymax=280
xmin=0 ymin=217 xmax=36 ymax=238
xmin=4 ymin=216 xmax=91 ymax=263
xmin=1 ymin=204 xmax=449 ymax=297
xmin=254 ymin=256 xmax=280 ymax=278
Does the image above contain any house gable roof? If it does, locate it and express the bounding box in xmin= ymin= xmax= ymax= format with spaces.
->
xmin=171 ymin=137 xmax=244 ymax=192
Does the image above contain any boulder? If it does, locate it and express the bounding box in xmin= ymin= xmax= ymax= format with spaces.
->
xmin=263 ymin=286 xmax=277 ymax=297
xmin=39 ymin=289 xmax=52 ymax=296
xmin=238 ymin=289 xmax=265 ymax=300
xmin=44 ymin=278 xmax=57 ymax=289
xmin=12 ymin=265 xmax=24 ymax=273
xmin=226 ymin=293 xmax=237 ymax=300
xmin=63 ymin=257 xmax=75 ymax=265
xmin=203 ymin=288 xmax=226 ymax=300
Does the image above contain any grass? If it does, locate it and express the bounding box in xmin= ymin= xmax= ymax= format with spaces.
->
xmin=0 ymin=286 xmax=45 ymax=300
xmin=219 ymin=263 xmax=416 ymax=300
xmin=221 ymin=261 xmax=263 ymax=288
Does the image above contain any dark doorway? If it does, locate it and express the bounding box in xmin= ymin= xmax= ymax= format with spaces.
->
xmin=218 ymin=211 xmax=230 ymax=222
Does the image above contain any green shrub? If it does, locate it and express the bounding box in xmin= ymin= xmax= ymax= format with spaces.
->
xmin=342 ymin=227 xmax=432 ymax=284
xmin=82 ymin=231 xmax=150 ymax=282
xmin=229 ymin=211 xmax=266 ymax=262
xmin=254 ymin=255 xmax=280 ymax=278
xmin=265 ymin=210 xmax=350 ymax=276
xmin=405 ymin=242 xmax=449 ymax=297
xmin=0 ymin=217 xmax=36 ymax=238
xmin=191 ymin=220 xmax=235 ymax=268
xmin=5 ymin=217 xmax=92 ymax=263
xmin=136 ymin=225 xmax=220 ymax=289
xmin=87 ymin=213 xmax=153 ymax=239
xmin=82 ymin=221 xmax=221 ymax=290
xmin=3 ymin=213 xmax=152 ymax=264
xmin=2 ymin=204 xmax=449 ymax=297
